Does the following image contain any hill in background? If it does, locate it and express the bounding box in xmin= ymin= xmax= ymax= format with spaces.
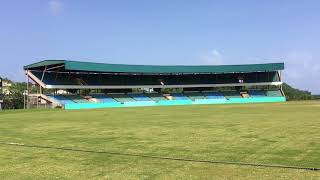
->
xmin=282 ymin=83 xmax=315 ymax=100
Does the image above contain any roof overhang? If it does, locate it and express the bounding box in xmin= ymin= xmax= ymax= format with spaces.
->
xmin=44 ymin=82 xmax=283 ymax=89
xmin=24 ymin=60 xmax=285 ymax=74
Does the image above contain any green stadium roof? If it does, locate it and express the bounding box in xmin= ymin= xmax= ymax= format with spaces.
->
xmin=24 ymin=60 xmax=284 ymax=74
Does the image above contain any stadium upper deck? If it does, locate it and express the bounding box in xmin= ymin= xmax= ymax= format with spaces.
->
xmin=24 ymin=60 xmax=285 ymax=109
xmin=24 ymin=60 xmax=284 ymax=89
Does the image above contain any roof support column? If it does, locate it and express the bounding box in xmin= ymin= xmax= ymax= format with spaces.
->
xmin=41 ymin=66 xmax=47 ymax=81
xmin=279 ymin=70 xmax=285 ymax=97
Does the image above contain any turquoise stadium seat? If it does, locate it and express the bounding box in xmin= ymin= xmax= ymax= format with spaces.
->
xmin=266 ymin=90 xmax=283 ymax=97
xmin=184 ymin=92 xmax=206 ymax=100
xmin=49 ymin=95 xmax=75 ymax=104
xmin=222 ymin=91 xmax=241 ymax=98
xmin=203 ymin=92 xmax=225 ymax=99
xmin=91 ymin=94 xmax=117 ymax=103
xmin=147 ymin=93 xmax=166 ymax=101
xmin=249 ymin=90 xmax=266 ymax=97
xmin=67 ymin=95 xmax=90 ymax=103
xmin=171 ymin=93 xmax=190 ymax=100
xmin=109 ymin=94 xmax=136 ymax=102
xmin=129 ymin=94 xmax=152 ymax=101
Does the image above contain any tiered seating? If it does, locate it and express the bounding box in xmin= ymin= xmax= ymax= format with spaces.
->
xmin=171 ymin=93 xmax=190 ymax=100
xmin=184 ymin=92 xmax=206 ymax=100
xmin=249 ymin=90 xmax=266 ymax=97
xmin=90 ymin=94 xmax=116 ymax=103
xmin=222 ymin=91 xmax=241 ymax=98
xmin=67 ymin=95 xmax=90 ymax=103
xmin=203 ymin=91 xmax=225 ymax=99
xmin=266 ymin=90 xmax=282 ymax=97
xmin=48 ymin=89 xmax=284 ymax=107
xmin=32 ymin=70 xmax=280 ymax=86
xmin=147 ymin=93 xmax=166 ymax=101
xmin=109 ymin=94 xmax=135 ymax=102
xmin=129 ymin=94 xmax=152 ymax=101
xmin=49 ymin=95 xmax=75 ymax=104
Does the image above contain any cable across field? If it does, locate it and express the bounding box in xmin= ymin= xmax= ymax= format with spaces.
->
xmin=0 ymin=141 xmax=319 ymax=172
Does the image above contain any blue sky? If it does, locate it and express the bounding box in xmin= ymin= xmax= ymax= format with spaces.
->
xmin=0 ymin=0 xmax=319 ymax=93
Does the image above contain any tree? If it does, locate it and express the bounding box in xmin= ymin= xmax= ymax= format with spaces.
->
xmin=2 ymin=81 xmax=38 ymax=109
xmin=282 ymin=83 xmax=314 ymax=101
xmin=2 ymin=82 xmax=27 ymax=109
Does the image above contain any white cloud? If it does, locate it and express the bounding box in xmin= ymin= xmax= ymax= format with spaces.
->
xmin=284 ymin=52 xmax=317 ymax=78
xmin=49 ymin=0 xmax=64 ymax=16
xmin=244 ymin=52 xmax=319 ymax=94
xmin=282 ymin=52 xmax=320 ymax=94
xmin=200 ymin=49 xmax=223 ymax=65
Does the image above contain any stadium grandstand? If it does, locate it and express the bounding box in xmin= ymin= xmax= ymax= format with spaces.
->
xmin=24 ymin=60 xmax=286 ymax=109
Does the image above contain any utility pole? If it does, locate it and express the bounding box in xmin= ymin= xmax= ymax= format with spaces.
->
xmin=0 ymin=77 xmax=2 ymax=110
xmin=23 ymin=90 xmax=28 ymax=109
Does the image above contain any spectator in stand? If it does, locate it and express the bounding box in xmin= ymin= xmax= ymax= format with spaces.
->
xmin=238 ymin=76 xmax=244 ymax=83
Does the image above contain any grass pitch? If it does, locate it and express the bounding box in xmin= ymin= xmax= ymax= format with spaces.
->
xmin=0 ymin=101 xmax=319 ymax=179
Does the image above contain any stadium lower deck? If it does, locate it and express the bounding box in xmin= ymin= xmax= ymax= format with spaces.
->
xmin=47 ymin=89 xmax=285 ymax=109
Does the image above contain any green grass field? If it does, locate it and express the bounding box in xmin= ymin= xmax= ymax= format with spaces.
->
xmin=0 ymin=101 xmax=319 ymax=179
